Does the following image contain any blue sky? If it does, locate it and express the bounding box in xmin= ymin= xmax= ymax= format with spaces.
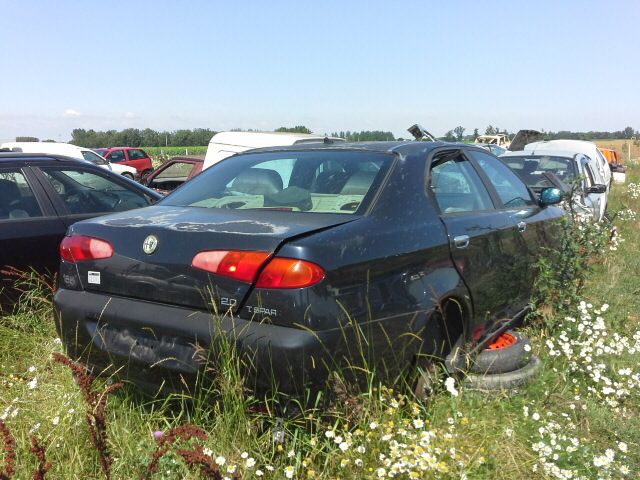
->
xmin=1 ymin=0 xmax=639 ymax=141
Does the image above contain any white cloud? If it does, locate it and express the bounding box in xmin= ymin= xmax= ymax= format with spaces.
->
xmin=124 ymin=112 xmax=137 ymax=119
xmin=62 ymin=108 xmax=81 ymax=117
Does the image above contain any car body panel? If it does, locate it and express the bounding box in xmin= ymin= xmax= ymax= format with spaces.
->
xmin=53 ymin=141 xmax=564 ymax=396
xmin=95 ymin=147 xmax=153 ymax=175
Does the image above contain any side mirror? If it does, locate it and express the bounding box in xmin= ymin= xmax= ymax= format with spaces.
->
xmin=539 ymin=187 xmax=563 ymax=206
xmin=586 ymin=184 xmax=607 ymax=194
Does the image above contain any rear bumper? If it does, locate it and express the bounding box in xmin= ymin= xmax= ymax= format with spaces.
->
xmin=53 ymin=289 xmax=336 ymax=397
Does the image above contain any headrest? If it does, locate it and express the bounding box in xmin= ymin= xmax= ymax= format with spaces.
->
xmin=231 ymin=168 xmax=283 ymax=195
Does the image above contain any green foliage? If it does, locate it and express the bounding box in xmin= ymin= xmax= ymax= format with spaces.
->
xmin=274 ymin=126 xmax=312 ymax=134
xmin=330 ymin=130 xmax=395 ymax=142
xmin=14 ymin=137 xmax=38 ymax=142
xmin=70 ymin=128 xmax=217 ymax=148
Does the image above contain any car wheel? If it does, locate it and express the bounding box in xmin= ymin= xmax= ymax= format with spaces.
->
xmin=121 ymin=172 xmax=135 ymax=180
xmin=412 ymin=311 xmax=450 ymax=400
xmin=468 ymin=331 xmax=532 ymax=375
xmin=462 ymin=355 xmax=542 ymax=392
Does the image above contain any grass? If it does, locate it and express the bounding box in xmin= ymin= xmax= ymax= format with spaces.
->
xmin=0 ymin=169 xmax=639 ymax=478
xmin=142 ymin=146 xmax=207 ymax=168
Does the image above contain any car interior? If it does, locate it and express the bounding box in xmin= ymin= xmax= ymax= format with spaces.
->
xmin=0 ymin=176 xmax=42 ymax=219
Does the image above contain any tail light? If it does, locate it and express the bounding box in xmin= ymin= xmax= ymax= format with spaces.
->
xmin=191 ymin=250 xmax=325 ymax=288
xmin=60 ymin=235 xmax=114 ymax=262
xmin=192 ymin=250 xmax=271 ymax=282
xmin=256 ymin=258 xmax=325 ymax=289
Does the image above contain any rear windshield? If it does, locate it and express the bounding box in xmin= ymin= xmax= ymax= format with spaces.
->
xmin=161 ymin=150 xmax=393 ymax=214
xmin=502 ymin=155 xmax=577 ymax=189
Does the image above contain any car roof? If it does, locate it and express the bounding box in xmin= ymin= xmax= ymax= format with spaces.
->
xmin=96 ymin=147 xmax=143 ymax=150
xmin=501 ymin=149 xmax=581 ymax=159
xmin=0 ymin=152 xmax=89 ymax=163
xmin=240 ymin=140 xmax=472 ymax=157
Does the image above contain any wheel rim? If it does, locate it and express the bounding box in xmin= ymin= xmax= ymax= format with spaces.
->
xmin=486 ymin=332 xmax=516 ymax=350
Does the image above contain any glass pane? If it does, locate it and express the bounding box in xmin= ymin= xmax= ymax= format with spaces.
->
xmin=155 ymin=162 xmax=195 ymax=179
xmin=471 ymin=151 xmax=536 ymax=208
xmin=81 ymin=150 xmax=109 ymax=165
xmin=110 ymin=150 xmax=125 ymax=162
xmin=41 ymin=168 xmax=148 ymax=214
xmin=0 ymin=170 xmax=43 ymax=219
xmin=162 ymin=151 xmax=393 ymax=215
xmin=429 ymin=157 xmax=494 ymax=213
xmin=128 ymin=149 xmax=147 ymax=160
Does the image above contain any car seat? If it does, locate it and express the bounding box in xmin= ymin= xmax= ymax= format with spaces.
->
xmin=340 ymin=171 xmax=377 ymax=195
xmin=231 ymin=168 xmax=283 ymax=195
xmin=0 ymin=179 xmax=24 ymax=218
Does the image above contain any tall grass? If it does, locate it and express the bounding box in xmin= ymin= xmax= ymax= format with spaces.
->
xmin=0 ymin=169 xmax=638 ymax=478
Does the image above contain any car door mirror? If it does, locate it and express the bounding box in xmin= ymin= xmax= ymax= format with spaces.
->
xmin=586 ymin=184 xmax=607 ymax=194
xmin=539 ymin=187 xmax=563 ymax=206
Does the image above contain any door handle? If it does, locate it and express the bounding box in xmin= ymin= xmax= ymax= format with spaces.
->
xmin=453 ymin=235 xmax=470 ymax=249
xmin=517 ymin=221 xmax=527 ymax=232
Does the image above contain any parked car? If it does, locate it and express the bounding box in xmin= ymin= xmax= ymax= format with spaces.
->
xmin=203 ymin=131 xmax=345 ymax=170
xmin=143 ymin=156 xmax=204 ymax=194
xmin=474 ymin=134 xmax=511 ymax=148
xmin=94 ymin=147 xmax=154 ymax=177
xmin=0 ymin=152 xmax=162 ymax=310
xmin=501 ymin=149 xmax=608 ymax=221
xmin=524 ymin=139 xmax=612 ymax=188
xmin=1 ymin=142 xmax=138 ymax=180
xmin=600 ymin=147 xmax=626 ymax=184
xmin=54 ymin=142 xmax=563 ymax=398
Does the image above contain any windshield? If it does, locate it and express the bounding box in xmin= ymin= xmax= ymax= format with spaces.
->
xmin=502 ymin=155 xmax=577 ymax=190
xmin=82 ymin=150 xmax=109 ymax=166
xmin=161 ymin=150 xmax=393 ymax=214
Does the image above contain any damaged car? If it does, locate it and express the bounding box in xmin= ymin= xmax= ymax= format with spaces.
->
xmin=53 ymin=142 xmax=564 ymax=399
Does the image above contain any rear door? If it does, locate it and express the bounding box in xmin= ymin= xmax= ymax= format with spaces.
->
xmin=125 ymin=149 xmax=152 ymax=173
xmin=428 ymin=150 xmax=516 ymax=327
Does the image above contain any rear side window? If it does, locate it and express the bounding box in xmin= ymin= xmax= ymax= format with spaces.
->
xmin=81 ymin=151 xmax=109 ymax=166
xmin=128 ymin=149 xmax=148 ymax=160
xmin=429 ymin=154 xmax=494 ymax=213
xmin=162 ymin=151 xmax=393 ymax=214
xmin=41 ymin=168 xmax=149 ymax=214
xmin=469 ymin=150 xmax=536 ymax=208
xmin=0 ymin=170 xmax=43 ymax=219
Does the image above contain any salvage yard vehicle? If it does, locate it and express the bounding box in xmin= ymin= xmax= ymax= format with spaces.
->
xmin=1 ymin=142 xmax=139 ymax=180
xmin=203 ymin=131 xmax=345 ymax=170
xmin=94 ymin=147 xmax=154 ymax=178
xmin=474 ymin=134 xmax=511 ymax=148
xmin=0 ymin=152 xmax=162 ymax=309
xmin=524 ymin=139 xmax=612 ymax=188
xmin=54 ymin=142 xmax=564 ymax=399
xmin=143 ymin=156 xmax=204 ymax=194
xmin=501 ymin=149 xmax=609 ymax=221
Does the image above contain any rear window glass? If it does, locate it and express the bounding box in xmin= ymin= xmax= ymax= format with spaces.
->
xmin=161 ymin=151 xmax=393 ymax=214
xmin=503 ymin=155 xmax=577 ymax=189
xmin=81 ymin=150 xmax=109 ymax=165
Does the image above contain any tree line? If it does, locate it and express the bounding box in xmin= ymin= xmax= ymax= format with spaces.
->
xmin=13 ymin=125 xmax=639 ymax=148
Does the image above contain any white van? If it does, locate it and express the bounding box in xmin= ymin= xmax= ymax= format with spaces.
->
xmin=203 ymin=131 xmax=345 ymax=170
xmin=0 ymin=142 xmax=138 ymax=179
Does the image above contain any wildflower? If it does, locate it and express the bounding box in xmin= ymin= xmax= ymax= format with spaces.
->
xmin=369 ymin=421 xmax=378 ymax=430
xmin=532 ymin=412 xmax=540 ymax=421
xmin=245 ymin=457 xmax=256 ymax=469
xmin=52 ymin=416 xmax=60 ymax=426
xmin=413 ymin=419 xmax=424 ymax=429
xmin=284 ymin=465 xmax=295 ymax=478
xmin=202 ymin=447 xmax=213 ymax=457
xmin=618 ymin=442 xmax=628 ymax=453
xmin=256 ymin=470 xmax=264 ymax=477
xmin=215 ymin=456 xmax=226 ymax=466
xmin=444 ymin=377 xmax=459 ymax=397
xmin=27 ymin=378 xmax=38 ymax=390
xmin=339 ymin=441 xmax=349 ymax=452
xmin=226 ymin=464 xmax=237 ymax=474
xmin=241 ymin=451 xmax=249 ymax=459
xmin=523 ymin=344 xmax=532 ymax=352
xmin=325 ymin=429 xmax=335 ymax=438
xmin=376 ymin=467 xmax=386 ymax=477
xmin=28 ymin=366 xmax=36 ymax=373
xmin=287 ymin=449 xmax=296 ymax=458
xmin=153 ymin=430 xmax=164 ymax=440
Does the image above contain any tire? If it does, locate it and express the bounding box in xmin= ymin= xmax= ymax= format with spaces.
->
xmin=445 ymin=330 xmax=532 ymax=375
xmin=121 ymin=172 xmax=134 ymax=180
xmin=469 ymin=331 xmax=531 ymax=375
xmin=462 ymin=355 xmax=542 ymax=392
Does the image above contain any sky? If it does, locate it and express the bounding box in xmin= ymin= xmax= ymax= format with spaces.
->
xmin=1 ymin=0 xmax=639 ymax=142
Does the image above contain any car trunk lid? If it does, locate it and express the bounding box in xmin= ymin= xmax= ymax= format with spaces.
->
xmin=508 ymin=129 xmax=543 ymax=151
xmin=67 ymin=205 xmax=354 ymax=311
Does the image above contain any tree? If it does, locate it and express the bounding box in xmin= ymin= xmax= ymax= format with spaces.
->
xmin=275 ymin=126 xmax=312 ymax=134
xmin=15 ymin=136 xmax=39 ymax=142
xmin=484 ymin=125 xmax=496 ymax=135
xmin=472 ymin=128 xmax=479 ymax=140
xmin=623 ymin=126 xmax=634 ymax=139
xmin=443 ymin=130 xmax=456 ymax=141
xmin=453 ymin=126 xmax=465 ymax=142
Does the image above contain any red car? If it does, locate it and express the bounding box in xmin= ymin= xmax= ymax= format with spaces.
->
xmin=94 ymin=147 xmax=154 ymax=177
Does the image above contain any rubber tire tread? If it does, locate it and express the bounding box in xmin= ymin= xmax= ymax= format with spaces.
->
xmin=469 ymin=331 xmax=532 ymax=374
xmin=463 ymin=355 xmax=542 ymax=392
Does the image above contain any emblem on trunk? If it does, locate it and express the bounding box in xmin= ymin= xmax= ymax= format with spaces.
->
xmin=142 ymin=235 xmax=159 ymax=254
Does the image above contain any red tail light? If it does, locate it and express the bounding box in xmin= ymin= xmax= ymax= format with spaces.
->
xmin=60 ymin=235 xmax=114 ymax=262
xmin=256 ymin=258 xmax=325 ymax=289
xmin=192 ymin=250 xmax=271 ymax=282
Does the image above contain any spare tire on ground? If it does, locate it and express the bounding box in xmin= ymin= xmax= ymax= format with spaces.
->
xmin=462 ymin=355 xmax=542 ymax=392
